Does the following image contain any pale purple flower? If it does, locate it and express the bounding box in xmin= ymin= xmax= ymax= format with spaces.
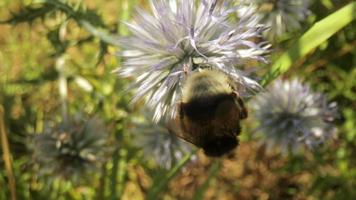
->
xmin=116 ymin=0 xmax=269 ymax=121
xmin=251 ymin=79 xmax=338 ymax=153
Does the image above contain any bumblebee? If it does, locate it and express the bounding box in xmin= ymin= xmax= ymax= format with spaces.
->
xmin=174 ymin=70 xmax=248 ymax=157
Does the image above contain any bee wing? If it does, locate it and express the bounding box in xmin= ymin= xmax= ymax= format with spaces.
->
xmin=167 ymin=117 xmax=199 ymax=146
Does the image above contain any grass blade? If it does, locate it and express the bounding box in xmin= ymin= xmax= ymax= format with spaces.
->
xmin=261 ymin=2 xmax=356 ymax=86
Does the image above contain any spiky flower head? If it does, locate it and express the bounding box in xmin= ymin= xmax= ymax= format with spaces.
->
xmin=132 ymin=115 xmax=192 ymax=169
xmin=251 ymin=79 xmax=338 ymax=153
xmin=243 ymin=0 xmax=310 ymax=40
xmin=117 ymin=0 xmax=269 ymax=122
xmin=33 ymin=115 xmax=109 ymax=182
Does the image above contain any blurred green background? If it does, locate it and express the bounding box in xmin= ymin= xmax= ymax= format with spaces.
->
xmin=0 ymin=0 xmax=355 ymax=199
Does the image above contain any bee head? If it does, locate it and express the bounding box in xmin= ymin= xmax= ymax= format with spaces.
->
xmin=202 ymin=136 xmax=238 ymax=157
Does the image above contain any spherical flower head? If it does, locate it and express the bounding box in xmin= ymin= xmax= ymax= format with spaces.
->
xmin=243 ymin=0 xmax=310 ymax=40
xmin=33 ymin=115 xmax=109 ymax=182
xmin=116 ymin=0 xmax=270 ymax=122
xmin=251 ymin=79 xmax=338 ymax=153
xmin=132 ymin=116 xmax=192 ymax=169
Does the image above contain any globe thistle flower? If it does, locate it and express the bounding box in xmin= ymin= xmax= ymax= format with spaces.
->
xmin=251 ymin=79 xmax=338 ymax=153
xmin=32 ymin=115 xmax=109 ymax=182
xmin=116 ymin=0 xmax=270 ymax=122
xmin=243 ymin=0 xmax=310 ymax=40
xmin=132 ymin=116 xmax=192 ymax=169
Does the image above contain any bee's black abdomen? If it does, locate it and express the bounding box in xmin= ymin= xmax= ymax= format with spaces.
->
xmin=179 ymin=91 xmax=245 ymax=157
xmin=202 ymin=136 xmax=238 ymax=157
xmin=181 ymin=93 xmax=234 ymax=121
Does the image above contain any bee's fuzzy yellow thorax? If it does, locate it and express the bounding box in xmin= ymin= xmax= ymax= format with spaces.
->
xmin=182 ymin=70 xmax=233 ymax=102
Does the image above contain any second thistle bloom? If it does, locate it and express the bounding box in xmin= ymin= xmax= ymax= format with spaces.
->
xmin=244 ymin=0 xmax=310 ymax=40
xmin=251 ymin=79 xmax=338 ymax=153
xmin=117 ymin=0 xmax=269 ymax=121
xmin=32 ymin=116 xmax=109 ymax=181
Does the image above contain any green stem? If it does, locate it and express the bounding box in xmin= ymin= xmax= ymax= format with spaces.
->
xmin=109 ymin=147 xmax=120 ymax=200
xmin=147 ymin=150 xmax=197 ymax=200
xmin=95 ymin=162 xmax=107 ymax=200
xmin=0 ymin=106 xmax=16 ymax=200
xmin=192 ymin=160 xmax=221 ymax=200
xmin=109 ymin=130 xmax=128 ymax=200
xmin=117 ymin=148 xmax=128 ymax=198
xmin=118 ymin=0 xmax=136 ymax=36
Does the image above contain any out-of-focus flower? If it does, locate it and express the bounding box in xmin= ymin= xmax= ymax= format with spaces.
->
xmin=243 ymin=0 xmax=310 ymax=40
xmin=33 ymin=115 xmax=109 ymax=182
xmin=132 ymin=116 xmax=192 ymax=169
xmin=116 ymin=0 xmax=269 ymax=122
xmin=251 ymin=79 xmax=338 ymax=153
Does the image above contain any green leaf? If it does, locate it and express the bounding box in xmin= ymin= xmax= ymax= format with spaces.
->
xmin=1 ymin=4 xmax=56 ymax=25
xmin=261 ymin=2 xmax=356 ymax=86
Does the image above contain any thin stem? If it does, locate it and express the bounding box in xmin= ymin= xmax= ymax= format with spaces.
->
xmin=147 ymin=150 xmax=197 ymax=200
xmin=118 ymin=0 xmax=135 ymax=36
xmin=117 ymin=148 xmax=128 ymax=198
xmin=0 ymin=105 xmax=17 ymax=200
xmin=109 ymin=147 xmax=119 ymax=200
xmin=192 ymin=160 xmax=221 ymax=200
xmin=96 ymin=162 xmax=108 ymax=200
xmin=110 ymin=130 xmax=128 ymax=200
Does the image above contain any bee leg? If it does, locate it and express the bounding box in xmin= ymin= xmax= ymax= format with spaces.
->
xmin=178 ymin=102 xmax=191 ymax=135
xmin=234 ymin=123 xmax=241 ymax=136
xmin=232 ymin=91 xmax=248 ymax=119
xmin=179 ymin=102 xmax=185 ymax=119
